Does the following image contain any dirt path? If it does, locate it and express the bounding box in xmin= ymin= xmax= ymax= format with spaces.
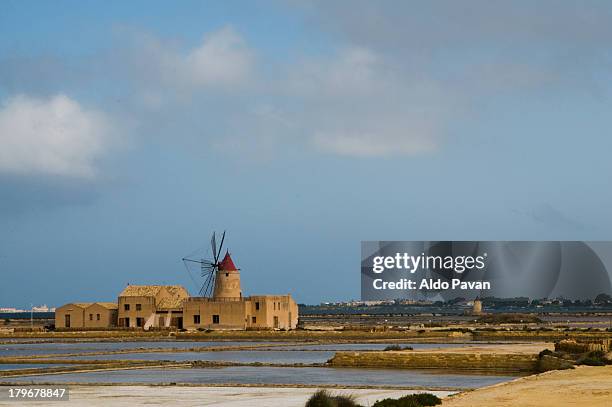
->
xmin=443 ymin=365 xmax=612 ymax=407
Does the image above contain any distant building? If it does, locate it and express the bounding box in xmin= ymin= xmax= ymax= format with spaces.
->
xmin=183 ymin=252 xmax=298 ymax=330
xmin=117 ymin=285 xmax=189 ymax=329
xmin=472 ymin=299 xmax=483 ymax=315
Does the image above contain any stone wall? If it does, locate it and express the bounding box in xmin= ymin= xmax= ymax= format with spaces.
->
xmin=555 ymin=339 xmax=611 ymax=353
xmin=329 ymin=351 xmax=539 ymax=372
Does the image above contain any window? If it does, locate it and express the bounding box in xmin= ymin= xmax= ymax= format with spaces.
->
xmin=193 ymin=315 xmax=200 ymax=324
xmin=255 ymin=302 xmax=260 ymax=311
xmin=89 ymin=313 xmax=93 ymax=321
xmin=252 ymin=316 xmax=256 ymax=323
xmin=96 ymin=314 xmax=100 ymax=321
xmin=136 ymin=317 xmax=144 ymax=327
xmin=124 ymin=304 xmax=130 ymax=311
xmin=136 ymin=304 xmax=142 ymax=311
xmin=212 ymin=315 xmax=220 ymax=324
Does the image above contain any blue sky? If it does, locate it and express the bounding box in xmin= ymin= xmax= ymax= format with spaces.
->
xmin=1 ymin=1 xmax=612 ymax=307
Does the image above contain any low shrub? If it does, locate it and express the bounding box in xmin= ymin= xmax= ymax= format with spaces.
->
xmin=383 ymin=345 xmax=414 ymax=351
xmin=372 ymin=393 xmax=441 ymax=407
xmin=305 ymin=390 xmax=360 ymax=407
xmin=578 ymin=357 xmax=606 ymax=366
xmin=538 ymin=349 xmax=554 ymax=358
xmin=576 ymin=350 xmax=611 ymax=366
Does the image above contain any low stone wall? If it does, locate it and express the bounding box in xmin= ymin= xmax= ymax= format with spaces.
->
xmin=555 ymin=339 xmax=611 ymax=353
xmin=329 ymin=351 xmax=539 ymax=373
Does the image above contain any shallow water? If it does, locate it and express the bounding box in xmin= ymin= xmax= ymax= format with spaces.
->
xmin=2 ymin=366 xmax=517 ymax=388
xmin=0 ymin=363 xmax=69 ymax=370
xmin=0 ymin=341 xmax=281 ymax=357
xmin=263 ymin=343 xmax=485 ymax=351
xmin=65 ymin=350 xmax=335 ymax=364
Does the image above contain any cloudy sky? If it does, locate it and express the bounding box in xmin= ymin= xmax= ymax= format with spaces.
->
xmin=1 ymin=1 xmax=612 ymax=307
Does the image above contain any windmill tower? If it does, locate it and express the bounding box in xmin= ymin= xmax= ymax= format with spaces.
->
xmin=213 ymin=251 xmax=242 ymax=299
xmin=182 ymin=231 xmax=242 ymax=299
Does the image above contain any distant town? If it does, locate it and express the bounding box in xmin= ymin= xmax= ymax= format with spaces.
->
xmin=0 ymin=305 xmax=55 ymax=313
xmin=301 ymin=293 xmax=612 ymax=315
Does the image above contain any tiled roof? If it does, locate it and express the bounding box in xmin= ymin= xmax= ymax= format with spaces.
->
xmin=72 ymin=303 xmax=94 ymax=308
xmin=118 ymin=285 xmax=164 ymax=297
xmin=156 ymin=297 xmax=186 ymax=310
xmin=165 ymin=285 xmax=190 ymax=298
xmin=118 ymin=285 xmax=189 ymax=310
xmin=93 ymin=302 xmax=118 ymax=310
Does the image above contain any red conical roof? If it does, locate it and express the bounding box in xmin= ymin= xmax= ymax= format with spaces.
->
xmin=218 ymin=251 xmax=238 ymax=271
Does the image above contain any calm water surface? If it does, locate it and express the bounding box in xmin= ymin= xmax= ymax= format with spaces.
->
xmin=0 ymin=341 xmax=282 ymax=357
xmin=3 ymin=366 xmax=517 ymax=388
xmin=65 ymin=350 xmax=334 ymax=364
xmin=0 ymin=364 xmax=69 ymax=370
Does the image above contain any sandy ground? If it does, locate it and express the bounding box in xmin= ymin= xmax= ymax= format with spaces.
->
xmin=443 ymin=365 xmax=612 ymax=407
xmin=0 ymin=386 xmax=452 ymax=406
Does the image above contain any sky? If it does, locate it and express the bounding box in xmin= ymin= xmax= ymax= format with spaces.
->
xmin=1 ymin=0 xmax=612 ymax=307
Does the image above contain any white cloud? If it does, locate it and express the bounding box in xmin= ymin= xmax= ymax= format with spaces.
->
xmin=0 ymin=94 xmax=112 ymax=178
xmin=313 ymin=127 xmax=437 ymax=157
xmin=134 ymin=26 xmax=254 ymax=94
xmin=184 ymin=27 xmax=254 ymax=87
xmin=281 ymin=47 xmax=452 ymax=157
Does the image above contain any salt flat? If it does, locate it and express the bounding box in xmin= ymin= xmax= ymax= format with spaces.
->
xmin=0 ymin=386 xmax=452 ymax=407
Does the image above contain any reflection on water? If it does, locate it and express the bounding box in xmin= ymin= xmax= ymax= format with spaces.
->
xmin=3 ymin=366 xmax=517 ymax=388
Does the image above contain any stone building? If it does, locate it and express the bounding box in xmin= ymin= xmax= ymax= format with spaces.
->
xmin=117 ymin=285 xmax=189 ymax=329
xmin=55 ymin=251 xmax=298 ymax=331
xmin=55 ymin=302 xmax=118 ymax=328
xmin=183 ymin=252 xmax=298 ymax=330
xmin=85 ymin=303 xmax=118 ymax=328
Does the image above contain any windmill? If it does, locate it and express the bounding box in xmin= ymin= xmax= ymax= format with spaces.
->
xmin=182 ymin=231 xmax=226 ymax=297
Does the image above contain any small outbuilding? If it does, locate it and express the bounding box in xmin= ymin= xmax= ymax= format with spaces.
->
xmin=55 ymin=303 xmax=91 ymax=328
xmin=55 ymin=302 xmax=119 ymax=328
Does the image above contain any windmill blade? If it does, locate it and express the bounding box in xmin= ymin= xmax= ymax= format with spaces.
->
xmin=199 ymin=271 xmax=212 ymax=296
xmin=200 ymin=270 xmax=216 ymax=297
xmin=217 ymin=230 xmax=226 ymax=261
xmin=207 ymin=271 xmax=216 ymax=297
xmin=201 ymin=265 xmax=215 ymax=274
xmin=182 ymin=258 xmax=199 ymax=293
xmin=199 ymin=275 xmax=211 ymax=296
xmin=211 ymin=232 xmax=217 ymax=263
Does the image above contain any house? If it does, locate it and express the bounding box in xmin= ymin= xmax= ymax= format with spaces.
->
xmin=117 ymin=285 xmax=189 ymax=329
xmin=85 ymin=303 xmax=118 ymax=328
xmin=55 ymin=302 xmax=118 ymax=328
xmin=55 ymin=303 xmax=91 ymax=328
